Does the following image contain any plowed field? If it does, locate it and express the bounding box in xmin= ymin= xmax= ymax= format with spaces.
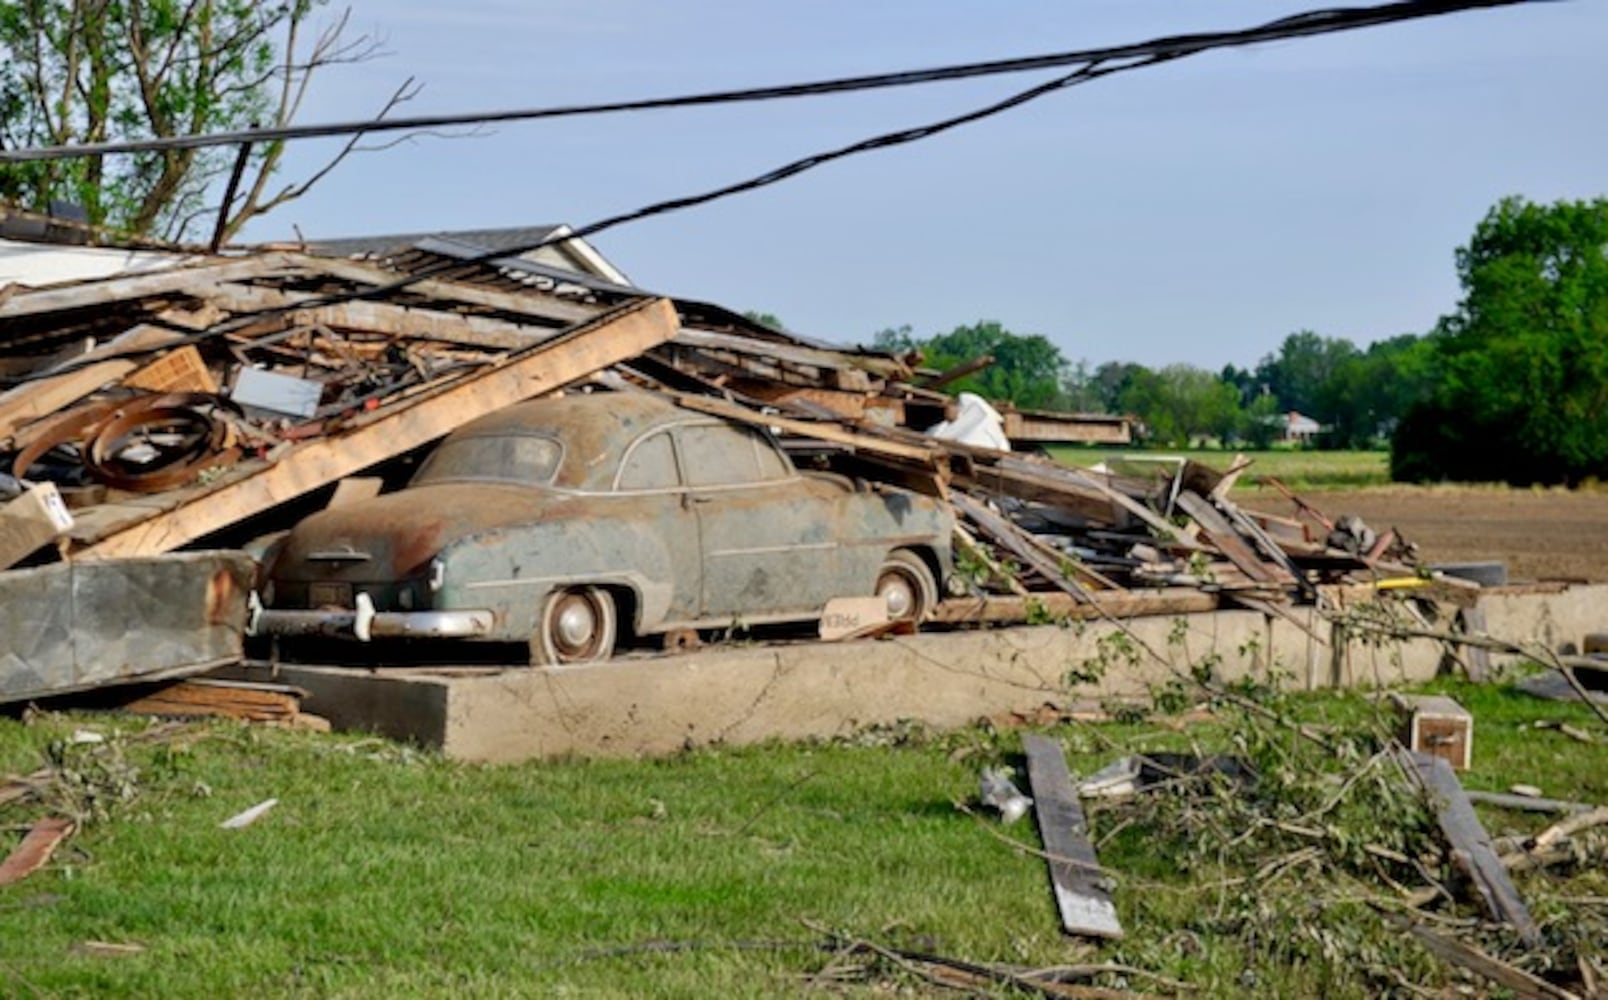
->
xmin=1244 ymin=486 xmax=1608 ymax=583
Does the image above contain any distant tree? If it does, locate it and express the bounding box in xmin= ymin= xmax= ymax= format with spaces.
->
xmin=868 ymin=321 xmax=1072 ymax=409
xmin=743 ymin=310 xmax=786 ymax=330
xmin=0 ymin=0 xmax=413 ymax=242
xmin=1317 ymin=334 xmax=1434 ymax=448
xmin=1253 ymin=331 xmax=1360 ymax=421
xmin=1119 ymin=364 xmax=1242 ymax=447
xmin=1393 ymin=196 xmax=1608 ymax=484
xmin=1091 ymin=361 xmax=1148 ymax=414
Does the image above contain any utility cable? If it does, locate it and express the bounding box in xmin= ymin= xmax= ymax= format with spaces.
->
xmin=0 ymin=0 xmax=1533 ymax=163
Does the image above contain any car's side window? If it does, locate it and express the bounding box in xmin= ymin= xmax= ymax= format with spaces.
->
xmin=678 ymin=422 xmax=790 ymax=487
xmin=616 ymin=430 xmax=681 ymax=491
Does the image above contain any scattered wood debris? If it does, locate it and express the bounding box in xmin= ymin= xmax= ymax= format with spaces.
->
xmin=0 ymin=815 xmax=76 ymax=886
xmin=1021 ymin=733 xmax=1123 ymax=940
xmin=120 ymin=678 xmax=327 ymax=730
xmin=1399 ymin=748 xmax=1542 ymax=946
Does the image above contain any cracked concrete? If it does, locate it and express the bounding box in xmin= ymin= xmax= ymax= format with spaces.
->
xmin=252 ymin=585 xmax=1608 ymax=762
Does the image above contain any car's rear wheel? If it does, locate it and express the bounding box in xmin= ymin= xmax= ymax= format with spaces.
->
xmin=875 ymin=550 xmax=938 ymax=623
xmin=530 ymin=586 xmax=617 ymax=666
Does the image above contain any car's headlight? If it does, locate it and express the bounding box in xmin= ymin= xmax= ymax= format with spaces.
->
xmin=428 ymin=557 xmax=446 ymax=592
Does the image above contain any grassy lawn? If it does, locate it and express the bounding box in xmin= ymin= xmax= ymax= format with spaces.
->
xmin=2 ymin=677 xmax=1603 ymax=997
xmin=1047 ymin=446 xmax=1392 ymax=492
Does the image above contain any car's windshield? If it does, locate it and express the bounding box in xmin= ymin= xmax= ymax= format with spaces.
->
xmin=413 ymin=434 xmax=563 ymax=486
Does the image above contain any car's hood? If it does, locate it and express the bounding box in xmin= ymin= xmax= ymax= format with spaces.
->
xmin=270 ymin=482 xmax=559 ymax=580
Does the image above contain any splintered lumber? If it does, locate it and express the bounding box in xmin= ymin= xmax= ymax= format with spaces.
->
xmin=72 ymin=297 xmax=680 ymax=557
xmin=1174 ymin=490 xmax=1288 ymax=585
xmin=1400 ymin=749 xmax=1542 ymax=946
xmin=195 ymin=281 xmax=573 ymax=350
xmin=0 ymin=254 xmax=296 ymax=321
xmin=930 ymin=588 xmax=1218 ymax=625
xmin=1021 ymin=733 xmax=1123 ymax=939
xmin=951 ymin=493 xmax=1095 ymax=601
xmin=294 ymin=253 xmax=602 ymax=324
xmin=0 ymin=816 xmax=76 ymax=886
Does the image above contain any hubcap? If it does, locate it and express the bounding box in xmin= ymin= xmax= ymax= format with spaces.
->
xmin=879 ymin=573 xmax=915 ymax=619
xmin=554 ymin=595 xmax=598 ymax=653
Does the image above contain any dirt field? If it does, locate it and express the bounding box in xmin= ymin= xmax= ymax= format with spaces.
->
xmin=1242 ymin=485 xmax=1608 ymax=583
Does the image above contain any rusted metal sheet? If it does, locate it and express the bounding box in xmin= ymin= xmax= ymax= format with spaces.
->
xmin=0 ymin=550 xmax=254 ymax=704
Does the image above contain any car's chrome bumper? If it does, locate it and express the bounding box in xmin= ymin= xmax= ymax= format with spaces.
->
xmin=247 ymin=592 xmax=494 ymax=641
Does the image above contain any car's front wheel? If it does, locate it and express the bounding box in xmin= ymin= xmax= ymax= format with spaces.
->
xmin=875 ymin=550 xmax=938 ymax=624
xmin=530 ymin=586 xmax=617 ymax=666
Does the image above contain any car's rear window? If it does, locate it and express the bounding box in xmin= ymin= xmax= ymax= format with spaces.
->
xmin=413 ymin=434 xmax=563 ymax=486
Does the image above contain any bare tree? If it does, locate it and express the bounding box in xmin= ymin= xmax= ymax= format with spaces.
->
xmin=0 ymin=0 xmax=415 ymax=243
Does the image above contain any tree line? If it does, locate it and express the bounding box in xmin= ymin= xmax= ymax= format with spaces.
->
xmin=869 ymin=195 xmax=1608 ymax=486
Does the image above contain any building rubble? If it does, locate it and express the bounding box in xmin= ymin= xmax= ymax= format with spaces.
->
xmin=0 ymin=239 xmax=1478 ymax=702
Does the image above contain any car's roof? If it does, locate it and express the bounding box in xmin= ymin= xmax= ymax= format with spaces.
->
xmin=441 ymin=391 xmax=702 ymax=491
xmin=451 ymin=390 xmax=685 ymax=440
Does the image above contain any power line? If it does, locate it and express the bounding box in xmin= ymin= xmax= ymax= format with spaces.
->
xmin=0 ymin=0 xmax=1531 ymax=163
xmin=3 ymin=0 xmax=1536 ymax=388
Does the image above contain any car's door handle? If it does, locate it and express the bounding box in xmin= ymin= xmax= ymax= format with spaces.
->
xmin=680 ymin=493 xmax=712 ymax=509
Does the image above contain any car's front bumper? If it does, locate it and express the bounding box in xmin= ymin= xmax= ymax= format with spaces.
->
xmin=247 ymin=592 xmax=494 ymax=642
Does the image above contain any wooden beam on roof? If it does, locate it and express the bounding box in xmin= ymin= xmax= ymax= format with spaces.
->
xmin=671 ymin=327 xmax=908 ymax=379
xmin=289 ymin=254 xmax=602 ymax=324
xmin=0 ymin=254 xmax=296 ymax=320
xmin=72 ymin=297 xmax=680 ymax=558
xmin=195 ymin=281 xmax=568 ymax=351
xmin=666 ymin=391 xmax=941 ymax=465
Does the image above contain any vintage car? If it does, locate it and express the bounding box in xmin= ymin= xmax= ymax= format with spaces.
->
xmin=250 ymin=391 xmax=953 ymax=664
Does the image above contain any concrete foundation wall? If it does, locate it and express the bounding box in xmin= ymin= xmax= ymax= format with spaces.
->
xmin=254 ymin=582 xmax=1608 ymax=762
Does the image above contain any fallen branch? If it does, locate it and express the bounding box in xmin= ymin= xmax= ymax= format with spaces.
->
xmin=1382 ymin=911 xmax=1581 ymax=1000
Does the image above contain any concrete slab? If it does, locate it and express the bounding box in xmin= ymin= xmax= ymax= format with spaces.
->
xmin=242 ymin=584 xmax=1608 ymax=762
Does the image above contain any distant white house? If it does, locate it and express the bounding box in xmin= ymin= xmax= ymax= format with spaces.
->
xmin=1280 ymin=411 xmax=1323 ymax=444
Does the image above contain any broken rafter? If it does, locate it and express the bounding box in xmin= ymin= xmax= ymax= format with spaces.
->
xmin=951 ymin=492 xmax=1097 ymax=603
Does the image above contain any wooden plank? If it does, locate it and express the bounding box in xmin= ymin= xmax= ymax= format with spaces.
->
xmin=195 ymin=281 xmax=569 ymax=350
xmin=1021 ymin=733 xmax=1123 ymax=939
xmin=0 ymin=816 xmax=76 ymax=886
xmin=1458 ymin=605 xmax=1493 ymax=682
xmin=672 ymin=327 xmax=904 ymax=378
xmin=667 ymin=391 xmax=941 ymax=465
xmin=0 ymin=323 xmax=186 ymax=440
xmin=1400 ymin=749 xmax=1542 ymax=946
xmin=73 ymin=297 xmax=681 ymax=557
xmin=930 ymin=588 xmax=1218 ymax=624
xmin=1174 ymin=490 xmax=1285 ymax=585
xmin=122 ymin=678 xmax=306 ymax=721
xmin=0 ymin=254 xmax=294 ymax=320
xmin=950 ymin=492 xmax=1105 ymax=601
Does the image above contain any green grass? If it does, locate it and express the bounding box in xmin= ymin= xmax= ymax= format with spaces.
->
xmin=1 ymin=679 xmax=1602 ymax=997
xmin=1046 ymin=446 xmax=1392 ymax=492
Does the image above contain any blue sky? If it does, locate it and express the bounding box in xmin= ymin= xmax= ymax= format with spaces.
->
xmin=244 ymin=1 xmax=1607 ymax=369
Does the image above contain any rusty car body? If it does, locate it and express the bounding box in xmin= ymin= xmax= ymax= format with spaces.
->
xmin=251 ymin=391 xmax=952 ymax=663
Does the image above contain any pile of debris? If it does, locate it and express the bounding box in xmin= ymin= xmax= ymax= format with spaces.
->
xmin=0 ymin=240 xmax=1474 ymax=699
